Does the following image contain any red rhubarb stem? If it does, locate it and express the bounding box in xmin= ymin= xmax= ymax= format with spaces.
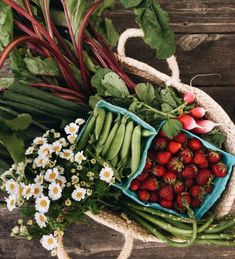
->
xmin=43 ymin=0 xmax=54 ymax=38
xmin=51 ymin=93 xmax=82 ymax=102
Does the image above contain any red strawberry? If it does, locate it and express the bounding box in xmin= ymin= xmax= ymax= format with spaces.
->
xmin=136 ymin=171 xmax=149 ymax=182
xmin=144 ymin=158 xmax=152 ymax=171
xmin=191 ymin=198 xmax=202 ymax=209
xmin=152 ymin=165 xmax=166 ymax=177
xmin=160 ymin=199 xmax=173 ymax=209
xmin=212 ymin=162 xmax=227 ymax=177
xmin=173 ymin=201 xmax=186 ymax=213
xmin=193 ymin=151 xmax=208 ymax=169
xmin=149 ymin=191 xmax=159 ymax=203
xmin=208 ymin=151 xmax=221 ymax=164
xmin=159 ymin=185 xmax=174 ymax=200
xmin=156 ymin=151 xmax=171 ymax=165
xmin=196 ymin=169 xmax=212 ymax=186
xmin=163 ymin=172 xmax=177 ymax=184
xmin=182 ymin=165 xmax=197 ymax=179
xmin=140 ymin=177 xmax=159 ymax=191
xmin=137 ymin=190 xmax=150 ymax=202
xmin=177 ymin=193 xmax=192 ymax=208
xmin=159 ymin=130 xmax=169 ymax=138
xmin=190 ymin=185 xmax=203 ymax=198
xmin=174 ymin=132 xmax=188 ymax=144
xmin=167 ymin=157 xmax=184 ymax=173
xmin=191 ymin=164 xmax=199 ymax=174
xmin=185 ymin=178 xmax=195 ymax=189
xmin=167 ymin=141 xmax=182 ymax=154
xmin=179 ymin=148 xmax=193 ymax=164
xmin=204 ymin=184 xmax=213 ymax=194
xmin=153 ymin=137 xmax=168 ymax=151
xmin=130 ymin=179 xmax=141 ymax=191
xmin=173 ymin=180 xmax=185 ymax=194
xmin=188 ymin=138 xmax=202 ymax=151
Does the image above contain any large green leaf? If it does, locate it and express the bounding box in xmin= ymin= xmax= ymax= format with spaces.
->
xmin=3 ymin=114 xmax=33 ymax=131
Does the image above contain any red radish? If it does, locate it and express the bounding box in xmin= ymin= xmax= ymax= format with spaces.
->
xmin=149 ymin=191 xmax=159 ymax=203
xmin=190 ymin=185 xmax=203 ymax=198
xmin=140 ymin=177 xmax=159 ymax=191
xmin=178 ymin=114 xmax=200 ymax=130
xmin=160 ymin=199 xmax=173 ymax=209
xmin=174 ymin=132 xmax=188 ymax=144
xmin=177 ymin=193 xmax=192 ymax=208
xmin=130 ymin=179 xmax=141 ymax=191
xmin=190 ymin=107 xmax=207 ymax=119
xmin=183 ymin=91 xmax=196 ymax=104
xmin=179 ymin=148 xmax=193 ymax=164
xmin=208 ymin=151 xmax=221 ymax=164
xmin=196 ymin=169 xmax=212 ymax=186
xmin=182 ymin=165 xmax=197 ymax=179
xmin=156 ymin=151 xmax=172 ymax=165
xmin=163 ymin=172 xmax=177 ymax=184
xmin=193 ymin=120 xmax=220 ymax=134
xmin=188 ymin=138 xmax=202 ymax=151
xmin=167 ymin=141 xmax=182 ymax=154
xmin=185 ymin=178 xmax=195 ymax=188
xmin=173 ymin=180 xmax=185 ymax=194
xmin=137 ymin=190 xmax=150 ymax=202
xmin=152 ymin=165 xmax=166 ymax=177
xmin=191 ymin=198 xmax=202 ymax=208
xmin=159 ymin=185 xmax=174 ymax=200
xmin=153 ymin=137 xmax=168 ymax=150
xmin=137 ymin=171 xmax=149 ymax=182
xmin=193 ymin=151 xmax=208 ymax=169
xmin=144 ymin=158 xmax=152 ymax=171
xmin=212 ymin=162 xmax=227 ymax=177
xmin=167 ymin=157 xmax=184 ymax=173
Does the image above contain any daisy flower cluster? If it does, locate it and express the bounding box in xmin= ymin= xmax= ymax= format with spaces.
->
xmin=0 ymin=118 xmax=115 ymax=254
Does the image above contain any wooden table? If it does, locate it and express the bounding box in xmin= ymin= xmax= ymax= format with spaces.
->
xmin=1 ymin=1 xmax=235 ymax=258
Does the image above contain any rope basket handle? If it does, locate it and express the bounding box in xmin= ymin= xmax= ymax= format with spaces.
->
xmin=117 ymin=28 xmax=181 ymax=86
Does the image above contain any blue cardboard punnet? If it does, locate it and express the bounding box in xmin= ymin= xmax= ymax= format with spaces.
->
xmin=78 ymin=101 xmax=235 ymax=220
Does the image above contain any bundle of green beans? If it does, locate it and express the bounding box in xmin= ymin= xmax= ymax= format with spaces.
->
xmin=77 ymin=108 xmax=154 ymax=181
xmin=122 ymin=200 xmax=235 ymax=247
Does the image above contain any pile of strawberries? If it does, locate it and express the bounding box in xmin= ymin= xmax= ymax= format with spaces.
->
xmin=129 ymin=131 xmax=228 ymax=212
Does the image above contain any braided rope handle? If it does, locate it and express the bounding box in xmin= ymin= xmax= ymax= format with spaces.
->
xmin=117 ymin=28 xmax=181 ymax=86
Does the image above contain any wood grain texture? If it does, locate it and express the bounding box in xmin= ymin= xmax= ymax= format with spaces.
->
xmin=1 ymin=1 xmax=235 ymax=258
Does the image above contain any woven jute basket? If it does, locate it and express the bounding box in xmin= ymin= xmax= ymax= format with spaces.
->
xmin=57 ymin=29 xmax=235 ymax=259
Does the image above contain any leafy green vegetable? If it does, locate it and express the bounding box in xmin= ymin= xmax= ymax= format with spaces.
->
xmin=135 ymin=83 xmax=155 ymax=103
xmin=23 ymin=57 xmax=60 ymax=76
xmin=201 ymin=128 xmax=227 ymax=148
xmin=121 ymin=0 xmax=143 ymax=8
xmin=3 ymin=114 xmax=33 ymax=131
xmin=0 ymin=77 xmax=14 ymax=88
xmin=89 ymin=94 xmax=103 ymax=109
xmin=162 ymin=119 xmax=182 ymax=139
xmin=91 ymin=68 xmax=112 ymax=95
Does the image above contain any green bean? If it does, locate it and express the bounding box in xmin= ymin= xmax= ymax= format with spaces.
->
xmin=96 ymin=111 xmax=113 ymax=147
xmin=106 ymin=116 xmax=128 ymax=161
xmin=130 ymin=125 xmax=142 ymax=175
xmin=101 ymin=114 xmax=121 ymax=157
xmin=164 ymin=218 xmax=192 ymax=231
xmin=77 ymin=114 xmax=96 ymax=151
xmin=196 ymin=239 xmax=235 ymax=246
xmin=142 ymin=129 xmax=156 ymax=137
xmin=95 ymin=108 xmax=106 ymax=140
xmin=198 ymin=233 xmax=235 ymax=240
xmin=110 ymin=155 xmax=118 ymax=168
xmin=204 ymin=218 xmax=235 ymax=234
xmin=120 ymin=121 xmax=134 ymax=160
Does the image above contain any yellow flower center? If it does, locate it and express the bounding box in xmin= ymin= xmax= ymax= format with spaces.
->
xmin=26 ymin=188 xmax=31 ymax=195
xmin=103 ymin=171 xmax=110 ymax=178
xmin=39 ymin=215 xmax=45 ymax=222
xmin=49 ymin=172 xmax=56 ymax=180
xmin=34 ymin=188 xmax=40 ymax=195
xmin=47 ymin=238 xmax=54 ymax=245
xmin=10 ymin=200 xmax=15 ymax=206
xmin=37 ymin=140 xmax=44 ymax=145
xmin=53 ymin=187 xmax=59 ymax=194
xmin=53 ymin=146 xmax=60 ymax=152
xmin=76 ymin=192 xmax=82 ymax=199
xmin=40 ymin=200 xmax=48 ymax=208
xmin=9 ymin=183 xmax=15 ymax=190
xmin=69 ymin=127 xmax=76 ymax=133
xmin=64 ymin=152 xmax=70 ymax=158
xmin=77 ymin=155 xmax=83 ymax=161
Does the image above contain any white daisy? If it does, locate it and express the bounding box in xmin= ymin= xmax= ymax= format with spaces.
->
xmin=35 ymin=212 xmax=47 ymax=228
xmin=38 ymin=144 xmax=53 ymax=157
xmin=22 ymin=184 xmax=33 ymax=200
xmin=44 ymin=168 xmax=59 ymax=182
xmin=71 ymin=187 xmax=86 ymax=202
xmin=33 ymin=137 xmax=47 ymax=146
xmin=40 ymin=234 xmax=58 ymax=251
xmin=5 ymin=179 xmax=19 ymax=195
xmin=57 ymin=166 xmax=65 ymax=175
xmin=59 ymin=138 xmax=68 ymax=147
xmin=32 ymin=183 xmax=43 ymax=198
xmin=67 ymin=134 xmax=77 ymax=144
xmin=48 ymin=182 xmax=62 ymax=201
xmin=65 ymin=122 xmax=79 ymax=135
xmin=34 ymin=174 xmax=44 ymax=185
xmin=5 ymin=195 xmax=17 ymax=211
xmin=60 ymin=149 xmax=74 ymax=161
xmin=75 ymin=118 xmax=85 ymax=125
xmin=51 ymin=141 xmax=62 ymax=155
xmin=34 ymin=156 xmax=50 ymax=168
xmin=71 ymin=175 xmax=79 ymax=185
xmin=55 ymin=175 xmax=67 ymax=188
xmin=99 ymin=166 xmax=114 ymax=183
xmin=74 ymin=151 xmax=86 ymax=165
xmin=35 ymin=195 xmax=50 ymax=213
xmin=25 ymin=146 xmax=34 ymax=155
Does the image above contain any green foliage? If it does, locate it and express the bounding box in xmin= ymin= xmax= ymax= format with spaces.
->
xmin=135 ymin=83 xmax=155 ymax=103
xmin=201 ymin=128 xmax=227 ymax=149
xmin=162 ymin=119 xmax=182 ymax=139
